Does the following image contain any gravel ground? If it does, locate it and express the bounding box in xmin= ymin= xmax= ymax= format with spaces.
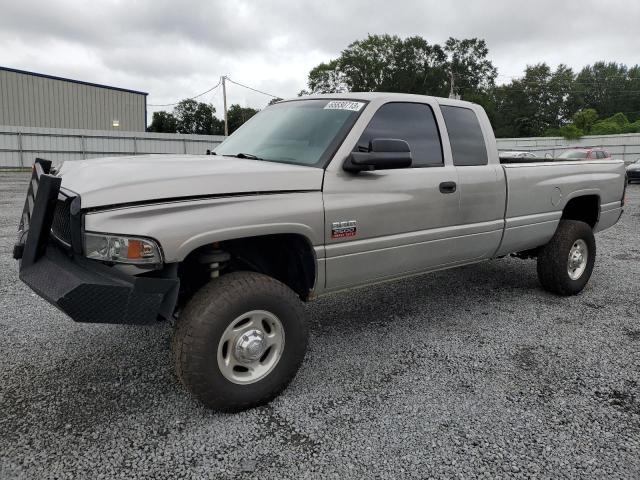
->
xmin=0 ymin=171 xmax=639 ymax=479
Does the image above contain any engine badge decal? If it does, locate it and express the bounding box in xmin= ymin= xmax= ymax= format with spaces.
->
xmin=331 ymin=220 xmax=357 ymax=239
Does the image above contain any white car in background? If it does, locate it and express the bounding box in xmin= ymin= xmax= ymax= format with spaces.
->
xmin=627 ymin=159 xmax=640 ymax=183
xmin=499 ymin=151 xmax=538 ymax=159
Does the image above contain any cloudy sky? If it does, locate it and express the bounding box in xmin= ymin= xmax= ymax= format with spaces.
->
xmin=2 ymin=0 xmax=639 ymax=122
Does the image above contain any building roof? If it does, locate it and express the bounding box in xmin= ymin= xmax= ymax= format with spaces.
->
xmin=0 ymin=65 xmax=148 ymax=96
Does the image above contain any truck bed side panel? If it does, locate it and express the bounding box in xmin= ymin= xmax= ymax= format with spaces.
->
xmin=496 ymin=160 xmax=625 ymax=256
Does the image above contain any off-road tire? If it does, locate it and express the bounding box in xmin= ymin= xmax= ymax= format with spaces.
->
xmin=172 ymin=271 xmax=309 ymax=411
xmin=537 ymin=220 xmax=596 ymax=296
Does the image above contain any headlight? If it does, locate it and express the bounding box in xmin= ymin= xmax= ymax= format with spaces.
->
xmin=84 ymin=232 xmax=162 ymax=265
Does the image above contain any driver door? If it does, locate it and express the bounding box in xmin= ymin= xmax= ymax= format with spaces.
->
xmin=322 ymin=100 xmax=462 ymax=290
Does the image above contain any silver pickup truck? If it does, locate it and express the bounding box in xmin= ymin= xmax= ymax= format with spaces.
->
xmin=14 ymin=93 xmax=627 ymax=411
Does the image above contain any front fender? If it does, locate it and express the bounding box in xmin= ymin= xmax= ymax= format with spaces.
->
xmin=83 ymin=192 xmax=325 ymax=262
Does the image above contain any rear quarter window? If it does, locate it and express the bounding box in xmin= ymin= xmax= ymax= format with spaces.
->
xmin=441 ymin=106 xmax=488 ymax=166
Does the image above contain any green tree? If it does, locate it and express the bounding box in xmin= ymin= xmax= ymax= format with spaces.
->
xmin=307 ymin=59 xmax=348 ymax=93
xmin=174 ymin=99 xmax=223 ymax=135
xmin=559 ymin=124 xmax=583 ymax=140
xmin=444 ymin=37 xmax=497 ymax=97
xmin=304 ymin=34 xmax=495 ymax=98
xmin=628 ymin=120 xmax=640 ymax=133
xmin=589 ymin=112 xmax=629 ymax=135
xmin=338 ymin=34 xmax=448 ymax=94
xmin=568 ymin=62 xmax=640 ymax=121
xmin=147 ymin=110 xmax=178 ymax=133
xmin=572 ymin=109 xmax=598 ymax=133
xmin=590 ymin=121 xmax=622 ymax=135
xmin=226 ymin=104 xmax=259 ymax=134
xmin=489 ymin=63 xmax=574 ymax=137
xmin=607 ymin=112 xmax=630 ymax=127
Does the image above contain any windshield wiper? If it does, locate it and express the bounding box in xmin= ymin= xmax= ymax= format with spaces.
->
xmin=233 ymin=152 xmax=263 ymax=160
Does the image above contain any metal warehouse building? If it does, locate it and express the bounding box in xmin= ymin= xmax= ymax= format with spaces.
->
xmin=0 ymin=66 xmax=147 ymax=132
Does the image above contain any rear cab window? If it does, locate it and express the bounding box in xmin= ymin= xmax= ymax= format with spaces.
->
xmin=355 ymin=102 xmax=443 ymax=167
xmin=440 ymin=105 xmax=488 ymax=166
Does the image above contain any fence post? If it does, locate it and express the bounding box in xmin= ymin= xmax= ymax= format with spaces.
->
xmin=183 ymin=139 xmax=187 ymax=154
xmin=81 ymin=135 xmax=86 ymax=159
xmin=17 ymin=131 xmax=24 ymax=167
xmin=133 ymin=136 xmax=138 ymax=155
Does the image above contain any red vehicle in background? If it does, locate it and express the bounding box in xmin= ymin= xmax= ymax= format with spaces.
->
xmin=557 ymin=147 xmax=612 ymax=160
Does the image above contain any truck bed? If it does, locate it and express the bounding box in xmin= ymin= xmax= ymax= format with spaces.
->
xmin=495 ymin=159 xmax=626 ymax=256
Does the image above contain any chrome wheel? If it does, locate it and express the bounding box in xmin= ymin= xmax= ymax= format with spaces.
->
xmin=567 ymin=239 xmax=588 ymax=280
xmin=217 ymin=310 xmax=285 ymax=385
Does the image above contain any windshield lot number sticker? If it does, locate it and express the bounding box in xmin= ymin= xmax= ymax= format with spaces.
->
xmin=324 ymin=101 xmax=365 ymax=111
xmin=332 ymin=220 xmax=357 ymax=239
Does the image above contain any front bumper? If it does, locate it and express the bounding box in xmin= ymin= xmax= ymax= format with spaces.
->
xmin=20 ymin=243 xmax=178 ymax=324
xmin=628 ymin=170 xmax=640 ymax=181
xmin=14 ymin=159 xmax=178 ymax=325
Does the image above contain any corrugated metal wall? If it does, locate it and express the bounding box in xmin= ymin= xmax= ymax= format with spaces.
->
xmin=0 ymin=67 xmax=147 ymax=131
xmin=0 ymin=125 xmax=225 ymax=167
xmin=4 ymin=125 xmax=637 ymax=168
xmin=496 ymin=133 xmax=640 ymax=165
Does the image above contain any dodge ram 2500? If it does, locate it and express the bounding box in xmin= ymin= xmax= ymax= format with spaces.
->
xmin=14 ymin=93 xmax=627 ymax=411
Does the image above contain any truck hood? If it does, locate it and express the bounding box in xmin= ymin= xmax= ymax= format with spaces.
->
xmin=57 ymin=154 xmax=324 ymax=208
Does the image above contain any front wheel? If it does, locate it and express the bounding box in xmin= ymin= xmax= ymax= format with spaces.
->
xmin=172 ymin=271 xmax=309 ymax=411
xmin=537 ymin=220 xmax=596 ymax=296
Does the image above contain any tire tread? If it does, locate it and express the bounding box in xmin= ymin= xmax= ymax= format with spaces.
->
xmin=172 ymin=271 xmax=308 ymax=412
xmin=537 ymin=220 xmax=596 ymax=296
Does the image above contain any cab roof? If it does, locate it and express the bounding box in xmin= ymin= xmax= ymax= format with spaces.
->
xmin=292 ymin=92 xmax=477 ymax=108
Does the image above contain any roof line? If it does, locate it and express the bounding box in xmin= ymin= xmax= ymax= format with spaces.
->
xmin=0 ymin=65 xmax=148 ymax=96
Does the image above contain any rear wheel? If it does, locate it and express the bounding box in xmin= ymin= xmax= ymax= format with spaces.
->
xmin=172 ymin=271 xmax=309 ymax=411
xmin=537 ymin=220 xmax=596 ymax=295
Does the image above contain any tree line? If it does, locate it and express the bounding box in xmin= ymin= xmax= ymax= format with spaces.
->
xmin=301 ymin=34 xmax=640 ymax=139
xmin=147 ymin=99 xmax=262 ymax=135
xmin=149 ymin=34 xmax=640 ymax=139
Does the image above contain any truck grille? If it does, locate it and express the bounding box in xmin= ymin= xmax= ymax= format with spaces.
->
xmin=51 ymin=199 xmax=72 ymax=245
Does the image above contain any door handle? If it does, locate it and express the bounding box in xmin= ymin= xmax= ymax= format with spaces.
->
xmin=439 ymin=181 xmax=457 ymax=194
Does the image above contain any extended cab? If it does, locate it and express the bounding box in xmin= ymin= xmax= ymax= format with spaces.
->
xmin=14 ymin=93 xmax=626 ymax=411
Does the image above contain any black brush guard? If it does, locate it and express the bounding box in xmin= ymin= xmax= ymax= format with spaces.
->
xmin=14 ymin=159 xmax=178 ymax=324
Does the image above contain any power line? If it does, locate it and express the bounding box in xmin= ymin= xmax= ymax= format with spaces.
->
xmin=499 ymin=88 xmax=640 ymax=95
xmin=147 ymin=76 xmax=281 ymax=108
xmin=147 ymin=78 xmax=222 ymax=107
xmin=225 ymin=77 xmax=280 ymax=98
xmin=496 ymin=72 xmax=637 ymax=81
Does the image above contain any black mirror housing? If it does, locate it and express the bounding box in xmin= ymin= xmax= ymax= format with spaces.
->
xmin=343 ymin=138 xmax=412 ymax=173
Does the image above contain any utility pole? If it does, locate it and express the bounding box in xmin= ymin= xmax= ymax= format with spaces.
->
xmin=448 ymin=69 xmax=461 ymax=100
xmin=222 ymin=75 xmax=229 ymax=136
xmin=448 ymin=69 xmax=456 ymax=99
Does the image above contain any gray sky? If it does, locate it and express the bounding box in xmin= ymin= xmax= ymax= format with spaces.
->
xmin=2 ymin=0 xmax=639 ymax=121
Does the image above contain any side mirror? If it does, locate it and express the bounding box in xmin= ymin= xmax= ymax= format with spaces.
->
xmin=343 ymin=138 xmax=412 ymax=173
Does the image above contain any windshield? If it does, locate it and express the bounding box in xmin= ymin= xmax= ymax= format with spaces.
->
xmin=558 ymin=150 xmax=589 ymax=159
xmin=214 ymin=99 xmax=366 ymax=167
